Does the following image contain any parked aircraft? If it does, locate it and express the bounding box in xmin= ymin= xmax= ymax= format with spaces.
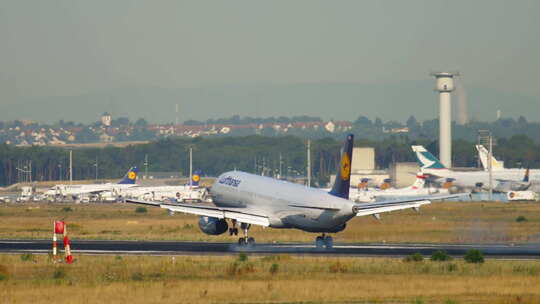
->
xmin=353 ymin=173 xmax=448 ymax=202
xmin=44 ymin=167 xmax=139 ymax=200
xmin=119 ymin=172 xmax=207 ymax=202
xmin=127 ymin=135 xmax=463 ymax=249
xmin=412 ymin=145 xmax=540 ymax=191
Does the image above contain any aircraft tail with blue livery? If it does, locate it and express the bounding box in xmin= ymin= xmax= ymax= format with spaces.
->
xmin=411 ymin=146 xmax=447 ymax=170
xmin=118 ymin=167 xmax=139 ymax=184
xmin=191 ymin=170 xmax=202 ymax=187
xmin=329 ymin=134 xmax=354 ymax=199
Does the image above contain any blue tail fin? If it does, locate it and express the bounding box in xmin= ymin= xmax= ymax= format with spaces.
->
xmin=523 ymin=167 xmax=530 ymax=183
xmin=118 ymin=167 xmax=138 ymax=184
xmin=329 ymin=134 xmax=354 ymax=199
xmin=411 ymin=146 xmax=446 ymax=169
xmin=191 ymin=170 xmax=201 ymax=186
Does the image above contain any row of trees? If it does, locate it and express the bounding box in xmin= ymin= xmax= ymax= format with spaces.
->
xmin=183 ymin=115 xmax=323 ymax=126
xmin=3 ymin=115 xmax=540 ymax=145
xmin=1 ymin=134 xmax=539 ymax=187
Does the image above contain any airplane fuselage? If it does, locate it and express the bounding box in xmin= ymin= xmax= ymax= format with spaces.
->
xmin=423 ymin=168 xmax=540 ymax=190
xmin=210 ymin=171 xmax=356 ymax=233
xmin=45 ymin=183 xmax=136 ymax=196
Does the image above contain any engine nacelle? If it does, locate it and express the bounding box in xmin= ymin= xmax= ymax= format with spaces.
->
xmin=328 ymin=223 xmax=347 ymax=233
xmin=198 ymin=216 xmax=228 ymax=235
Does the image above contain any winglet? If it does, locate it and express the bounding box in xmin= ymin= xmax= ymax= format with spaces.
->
xmin=329 ymin=134 xmax=354 ymax=199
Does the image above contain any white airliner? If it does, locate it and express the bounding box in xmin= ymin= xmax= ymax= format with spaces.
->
xmin=476 ymin=145 xmax=540 ymax=193
xmin=353 ymin=173 xmax=448 ymax=203
xmin=44 ymin=167 xmax=139 ymax=199
xmin=413 ymin=145 xmax=540 ymax=191
xmin=127 ymin=135 xmax=463 ymax=249
xmin=119 ymin=172 xmax=207 ymax=202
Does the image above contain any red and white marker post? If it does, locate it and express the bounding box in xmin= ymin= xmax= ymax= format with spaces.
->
xmin=53 ymin=220 xmax=73 ymax=264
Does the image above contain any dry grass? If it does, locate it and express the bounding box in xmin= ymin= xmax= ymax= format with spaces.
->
xmin=0 ymin=254 xmax=539 ymax=303
xmin=0 ymin=202 xmax=539 ymax=243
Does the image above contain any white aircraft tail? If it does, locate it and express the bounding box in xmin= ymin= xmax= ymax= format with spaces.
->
xmin=475 ymin=145 xmax=504 ymax=171
xmin=411 ymin=145 xmax=447 ymax=170
xmin=410 ymin=173 xmax=426 ymax=190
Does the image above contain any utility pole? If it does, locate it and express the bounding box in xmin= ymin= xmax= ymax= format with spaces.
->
xmin=478 ymin=130 xmax=495 ymax=201
xmin=94 ymin=157 xmax=99 ymax=181
xmin=69 ymin=150 xmax=73 ymax=184
xmin=488 ymin=135 xmax=493 ymax=201
xmin=16 ymin=161 xmax=31 ymax=184
xmin=279 ymin=153 xmax=283 ymax=179
xmin=189 ymin=146 xmax=193 ymax=187
xmin=175 ymin=103 xmax=179 ymax=126
xmin=28 ymin=160 xmax=32 ymax=183
xmin=307 ymin=140 xmax=311 ymax=187
xmin=144 ymin=154 xmax=149 ymax=180
xmin=254 ymin=156 xmax=257 ymax=174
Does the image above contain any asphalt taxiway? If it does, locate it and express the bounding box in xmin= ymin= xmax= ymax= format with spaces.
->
xmin=1 ymin=239 xmax=540 ymax=259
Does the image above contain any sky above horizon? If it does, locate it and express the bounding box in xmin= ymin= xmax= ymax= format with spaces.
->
xmin=1 ymin=0 xmax=539 ymax=123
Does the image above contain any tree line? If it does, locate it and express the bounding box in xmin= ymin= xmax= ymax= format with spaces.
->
xmin=1 ymin=134 xmax=539 ymax=186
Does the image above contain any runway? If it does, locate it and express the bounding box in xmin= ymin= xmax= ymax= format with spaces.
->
xmin=1 ymin=239 xmax=540 ymax=259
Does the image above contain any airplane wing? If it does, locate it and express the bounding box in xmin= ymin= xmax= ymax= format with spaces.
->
xmin=494 ymin=180 xmax=530 ymax=192
xmin=126 ymin=199 xmax=270 ymax=227
xmin=352 ymin=193 xmax=468 ymax=217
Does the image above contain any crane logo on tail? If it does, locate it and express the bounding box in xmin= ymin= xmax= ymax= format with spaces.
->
xmin=341 ymin=153 xmax=351 ymax=181
xmin=128 ymin=171 xmax=137 ymax=180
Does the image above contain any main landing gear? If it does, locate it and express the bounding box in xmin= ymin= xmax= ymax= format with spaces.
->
xmin=237 ymin=222 xmax=255 ymax=246
xmin=315 ymin=234 xmax=333 ymax=249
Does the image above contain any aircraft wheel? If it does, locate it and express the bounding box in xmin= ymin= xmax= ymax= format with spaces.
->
xmin=247 ymin=237 xmax=255 ymax=246
xmin=315 ymin=236 xmax=325 ymax=249
xmin=234 ymin=228 xmax=239 ymax=235
xmin=229 ymin=228 xmax=234 ymax=236
xmin=324 ymin=236 xmax=334 ymax=249
xmin=238 ymin=238 xmax=246 ymax=246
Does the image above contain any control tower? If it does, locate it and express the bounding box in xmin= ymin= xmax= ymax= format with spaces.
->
xmin=431 ymin=72 xmax=458 ymax=168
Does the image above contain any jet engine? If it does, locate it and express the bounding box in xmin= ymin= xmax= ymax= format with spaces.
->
xmin=328 ymin=223 xmax=347 ymax=233
xmin=198 ymin=216 xmax=228 ymax=235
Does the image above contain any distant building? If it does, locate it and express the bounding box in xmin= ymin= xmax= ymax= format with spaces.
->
xmin=101 ymin=113 xmax=112 ymax=127
xmin=99 ymin=133 xmax=114 ymax=143
xmin=329 ymin=147 xmax=389 ymax=188
xmin=389 ymin=162 xmax=420 ymax=188
xmin=383 ymin=127 xmax=409 ymax=134
xmin=20 ymin=120 xmax=35 ymax=126
xmin=324 ymin=121 xmax=336 ymax=133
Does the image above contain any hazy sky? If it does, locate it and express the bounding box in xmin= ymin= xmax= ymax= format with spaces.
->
xmin=1 ymin=0 xmax=539 ymax=122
